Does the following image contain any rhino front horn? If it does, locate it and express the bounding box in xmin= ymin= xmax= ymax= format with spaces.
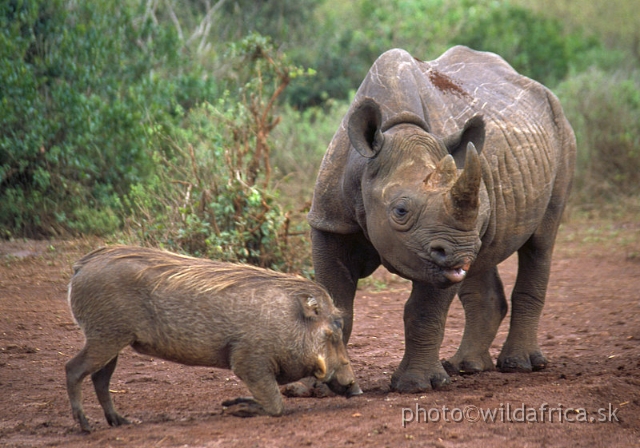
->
xmin=450 ymin=142 xmax=482 ymax=212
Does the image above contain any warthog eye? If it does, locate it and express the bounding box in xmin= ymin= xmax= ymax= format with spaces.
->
xmin=333 ymin=318 xmax=344 ymax=331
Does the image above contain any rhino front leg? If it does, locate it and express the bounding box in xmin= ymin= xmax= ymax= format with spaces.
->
xmin=311 ymin=229 xmax=380 ymax=343
xmin=443 ymin=266 xmax=508 ymax=375
xmin=391 ymin=282 xmax=457 ymax=393
xmin=280 ymin=229 xmax=379 ymax=399
xmin=497 ymin=233 xmax=554 ymax=372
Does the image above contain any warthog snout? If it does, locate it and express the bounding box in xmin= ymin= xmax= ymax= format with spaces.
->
xmin=311 ymin=317 xmax=360 ymax=398
xmin=326 ymin=362 xmax=362 ymax=398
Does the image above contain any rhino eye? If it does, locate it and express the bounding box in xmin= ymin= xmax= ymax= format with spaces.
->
xmin=389 ymin=198 xmax=414 ymax=227
xmin=394 ymin=206 xmax=408 ymax=218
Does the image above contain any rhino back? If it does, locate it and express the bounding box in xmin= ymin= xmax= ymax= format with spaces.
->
xmin=309 ymin=46 xmax=575 ymax=261
xmin=423 ymin=46 xmax=575 ymax=259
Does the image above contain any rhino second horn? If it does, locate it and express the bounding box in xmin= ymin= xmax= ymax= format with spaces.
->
xmin=451 ymin=143 xmax=482 ymax=210
xmin=425 ymin=154 xmax=458 ymax=189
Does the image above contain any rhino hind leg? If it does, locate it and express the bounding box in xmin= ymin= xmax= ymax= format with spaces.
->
xmin=443 ymin=266 xmax=507 ymax=375
xmin=497 ymin=227 xmax=557 ymax=373
xmin=391 ymin=283 xmax=457 ymax=393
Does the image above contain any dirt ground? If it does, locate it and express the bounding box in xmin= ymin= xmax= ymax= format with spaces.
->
xmin=1 ymin=220 xmax=639 ymax=447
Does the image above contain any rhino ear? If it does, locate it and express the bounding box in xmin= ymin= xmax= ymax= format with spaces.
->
xmin=348 ymin=98 xmax=385 ymax=158
xmin=443 ymin=115 xmax=485 ymax=169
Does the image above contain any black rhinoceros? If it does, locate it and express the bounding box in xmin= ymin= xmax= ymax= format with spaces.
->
xmin=308 ymin=46 xmax=576 ymax=393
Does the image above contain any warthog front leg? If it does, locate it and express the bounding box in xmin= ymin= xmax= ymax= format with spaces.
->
xmin=228 ymin=351 xmax=284 ymax=417
xmin=222 ymin=397 xmax=272 ymax=417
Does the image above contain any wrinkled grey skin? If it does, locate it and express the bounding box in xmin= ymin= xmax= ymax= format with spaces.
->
xmin=308 ymin=47 xmax=576 ymax=393
xmin=66 ymin=246 xmax=357 ymax=432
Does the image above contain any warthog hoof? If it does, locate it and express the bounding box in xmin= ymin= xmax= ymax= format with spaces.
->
xmin=221 ymin=397 xmax=269 ymax=417
xmin=106 ymin=412 xmax=130 ymax=428
xmin=282 ymin=377 xmax=363 ymax=398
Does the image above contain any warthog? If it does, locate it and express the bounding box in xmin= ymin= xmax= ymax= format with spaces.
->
xmin=65 ymin=245 xmax=357 ymax=432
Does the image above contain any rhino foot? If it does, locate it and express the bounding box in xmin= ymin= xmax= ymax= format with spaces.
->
xmin=390 ymin=369 xmax=451 ymax=393
xmin=497 ymin=351 xmax=548 ymax=373
xmin=442 ymin=352 xmax=495 ymax=376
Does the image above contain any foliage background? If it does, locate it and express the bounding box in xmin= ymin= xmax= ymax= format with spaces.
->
xmin=1 ymin=0 xmax=638 ymax=271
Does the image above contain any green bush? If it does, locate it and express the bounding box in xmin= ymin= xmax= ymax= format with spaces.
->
xmin=285 ymin=0 xmax=464 ymax=107
xmin=0 ymin=0 xmax=218 ymax=237
xmin=453 ymin=2 xmax=600 ymax=87
xmin=3 ymin=0 xmax=637 ymax=243
xmin=555 ymin=67 xmax=640 ymax=205
xmin=270 ymin=100 xmax=349 ymax=208
xmin=123 ymin=35 xmax=312 ymax=274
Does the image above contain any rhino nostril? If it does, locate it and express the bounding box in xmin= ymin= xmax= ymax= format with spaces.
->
xmin=429 ymin=240 xmax=450 ymax=263
xmin=432 ymin=247 xmax=446 ymax=257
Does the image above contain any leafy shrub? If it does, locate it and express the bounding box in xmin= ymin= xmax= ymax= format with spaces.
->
xmin=270 ymin=100 xmax=349 ymax=208
xmin=285 ymin=0 xmax=464 ymax=107
xmin=0 ymin=0 xmax=218 ymax=237
xmin=453 ymin=2 xmax=600 ymax=87
xmin=123 ymin=35 xmax=311 ymax=274
xmin=555 ymin=67 xmax=640 ymax=205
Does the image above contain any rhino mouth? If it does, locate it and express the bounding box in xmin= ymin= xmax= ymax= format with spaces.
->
xmin=442 ymin=266 xmax=469 ymax=283
xmin=442 ymin=263 xmax=470 ymax=283
xmin=421 ymin=258 xmax=471 ymax=286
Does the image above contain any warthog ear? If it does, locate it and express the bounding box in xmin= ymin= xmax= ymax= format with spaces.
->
xmin=443 ymin=115 xmax=485 ymax=169
xmin=300 ymin=294 xmax=320 ymax=319
xmin=348 ymin=98 xmax=385 ymax=158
